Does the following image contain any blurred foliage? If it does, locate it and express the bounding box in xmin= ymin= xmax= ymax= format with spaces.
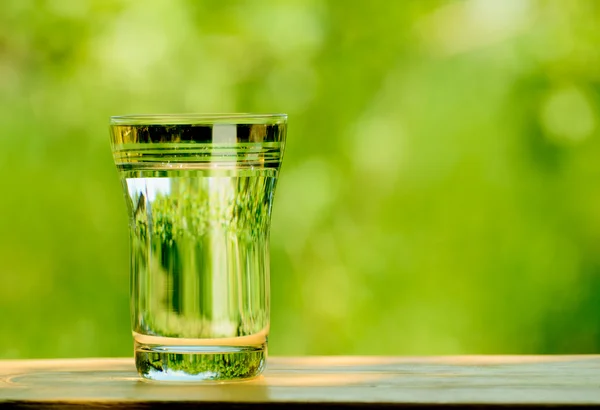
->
xmin=1 ymin=0 xmax=600 ymax=358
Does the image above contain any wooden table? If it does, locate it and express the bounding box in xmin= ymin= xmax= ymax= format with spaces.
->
xmin=1 ymin=356 xmax=599 ymax=409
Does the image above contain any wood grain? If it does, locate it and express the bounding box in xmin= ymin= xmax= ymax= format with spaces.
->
xmin=0 ymin=356 xmax=599 ymax=409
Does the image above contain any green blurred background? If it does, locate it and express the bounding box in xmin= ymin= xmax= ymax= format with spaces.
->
xmin=1 ymin=0 xmax=600 ymax=358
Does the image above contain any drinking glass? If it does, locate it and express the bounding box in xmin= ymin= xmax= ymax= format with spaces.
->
xmin=109 ymin=114 xmax=287 ymax=381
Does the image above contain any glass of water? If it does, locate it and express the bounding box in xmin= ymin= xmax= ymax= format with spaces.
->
xmin=109 ymin=114 xmax=287 ymax=382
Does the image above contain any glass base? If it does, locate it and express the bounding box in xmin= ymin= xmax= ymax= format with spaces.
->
xmin=134 ymin=343 xmax=267 ymax=382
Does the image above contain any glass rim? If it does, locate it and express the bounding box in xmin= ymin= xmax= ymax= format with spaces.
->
xmin=110 ymin=113 xmax=287 ymax=125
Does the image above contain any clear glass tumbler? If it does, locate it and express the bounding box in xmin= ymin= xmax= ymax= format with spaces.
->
xmin=109 ymin=114 xmax=287 ymax=381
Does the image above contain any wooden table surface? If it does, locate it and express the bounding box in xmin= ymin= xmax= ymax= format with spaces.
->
xmin=1 ymin=356 xmax=600 ymax=409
